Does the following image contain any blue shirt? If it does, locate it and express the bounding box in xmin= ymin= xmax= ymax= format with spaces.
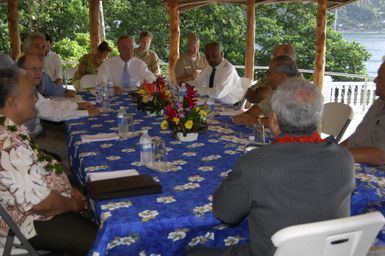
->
xmin=39 ymin=72 xmax=66 ymax=97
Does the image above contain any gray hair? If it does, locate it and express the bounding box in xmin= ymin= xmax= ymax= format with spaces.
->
xmin=0 ymin=53 xmax=15 ymax=69
xmin=24 ymin=31 xmax=45 ymax=50
xmin=0 ymin=67 xmax=24 ymax=108
xmin=271 ymin=77 xmax=323 ymax=135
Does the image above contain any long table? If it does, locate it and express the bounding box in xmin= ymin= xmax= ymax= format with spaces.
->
xmin=66 ymin=93 xmax=385 ymax=256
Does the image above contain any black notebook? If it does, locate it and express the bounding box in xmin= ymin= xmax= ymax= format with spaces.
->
xmin=86 ymin=174 xmax=162 ymax=200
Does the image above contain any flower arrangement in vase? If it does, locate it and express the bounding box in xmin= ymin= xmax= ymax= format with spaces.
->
xmin=137 ymin=76 xmax=172 ymax=116
xmin=160 ymin=86 xmax=210 ymax=141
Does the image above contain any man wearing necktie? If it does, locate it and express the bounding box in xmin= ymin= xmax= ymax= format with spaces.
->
xmin=98 ymin=35 xmax=156 ymax=91
xmin=195 ymin=42 xmax=243 ymax=105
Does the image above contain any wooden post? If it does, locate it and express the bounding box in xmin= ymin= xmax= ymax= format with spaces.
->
xmin=7 ymin=0 xmax=21 ymax=60
xmin=244 ymin=0 xmax=255 ymax=80
xmin=168 ymin=0 xmax=180 ymax=85
xmin=89 ymin=0 xmax=101 ymax=54
xmin=314 ymin=0 xmax=327 ymax=89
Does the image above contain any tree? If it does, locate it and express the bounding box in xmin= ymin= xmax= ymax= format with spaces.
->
xmin=0 ymin=0 xmax=370 ymax=79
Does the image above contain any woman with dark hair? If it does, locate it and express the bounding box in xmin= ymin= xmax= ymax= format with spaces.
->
xmin=73 ymin=41 xmax=112 ymax=90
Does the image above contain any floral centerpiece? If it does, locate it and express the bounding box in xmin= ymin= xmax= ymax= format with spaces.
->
xmin=137 ymin=76 xmax=172 ymax=116
xmin=160 ymin=86 xmax=209 ymax=139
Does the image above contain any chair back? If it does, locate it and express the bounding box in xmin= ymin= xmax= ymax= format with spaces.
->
xmin=63 ymin=67 xmax=77 ymax=83
xmin=272 ymin=212 xmax=385 ymax=256
xmin=321 ymin=102 xmax=354 ymax=142
xmin=80 ymin=74 xmax=98 ymax=90
xmin=239 ymin=77 xmax=253 ymax=111
xmin=0 ymin=203 xmax=43 ymax=256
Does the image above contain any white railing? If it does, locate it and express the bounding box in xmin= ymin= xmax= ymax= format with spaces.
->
xmin=234 ymin=65 xmax=377 ymax=113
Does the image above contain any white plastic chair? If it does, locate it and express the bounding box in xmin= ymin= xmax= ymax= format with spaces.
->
xmin=63 ymin=67 xmax=77 ymax=83
xmin=79 ymin=74 xmax=98 ymax=90
xmin=239 ymin=77 xmax=253 ymax=111
xmin=321 ymin=102 xmax=354 ymax=142
xmin=272 ymin=212 xmax=385 ymax=256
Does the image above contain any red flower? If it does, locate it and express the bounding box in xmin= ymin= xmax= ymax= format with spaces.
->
xmin=164 ymin=105 xmax=177 ymax=119
xmin=184 ymin=86 xmax=197 ymax=109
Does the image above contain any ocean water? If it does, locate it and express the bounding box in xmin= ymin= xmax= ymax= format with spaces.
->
xmin=342 ymin=32 xmax=385 ymax=77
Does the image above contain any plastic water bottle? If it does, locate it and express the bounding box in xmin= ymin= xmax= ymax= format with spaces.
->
xmin=117 ymin=106 xmax=128 ymax=139
xmin=107 ymin=81 xmax=114 ymax=97
xmin=139 ymin=130 xmax=153 ymax=164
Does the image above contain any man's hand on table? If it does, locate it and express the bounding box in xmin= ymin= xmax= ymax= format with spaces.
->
xmin=232 ymin=112 xmax=259 ymax=125
xmin=88 ymin=108 xmax=101 ymax=117
xmin=114 ymin=86 xmax=124 ymax=96
xmin=65 ymin=89 xmax=76 ymax=98
xmin=78 ymin=102 xmax=93 ymax=110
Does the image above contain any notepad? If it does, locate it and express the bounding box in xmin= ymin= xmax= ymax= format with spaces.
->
xmin=86 ymin=174 xmax=162 ymax=200
xmin=81 ymin=133 xmax=119 ymax=142
xmin=88 ymin=169 xmax=139 ymax=182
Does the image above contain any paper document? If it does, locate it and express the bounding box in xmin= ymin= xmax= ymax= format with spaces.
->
xmin=88 ymin=169 xmax=139 ymax=182
xmin=218 ymin=109 xmax=244 ymax=116
xmin=81 ymin=133 xmax=119 ymax=142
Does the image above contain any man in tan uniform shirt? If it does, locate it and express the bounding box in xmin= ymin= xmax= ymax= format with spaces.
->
xmin=134 ymin=31 xmax=161 ymax=75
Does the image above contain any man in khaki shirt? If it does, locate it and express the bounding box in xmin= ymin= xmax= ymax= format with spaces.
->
xmin=175 ymin=33 xmax=208 ymax=85
xmin=134 ymin=31 xmax=161 ymax=75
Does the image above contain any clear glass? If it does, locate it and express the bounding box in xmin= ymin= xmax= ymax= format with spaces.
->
xmin=253 ymin=122 xmax=265 ymax=144
xmin=101 ymin=84 xmax=110 ymax=112
xmin=152 ymin=138 xmax=167 ymax=171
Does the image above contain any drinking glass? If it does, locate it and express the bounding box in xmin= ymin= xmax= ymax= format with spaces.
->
xmin=152 ymin=138 xmax=167 ymax=171
xmin=253 ymin=122 xmax=265 ymax=144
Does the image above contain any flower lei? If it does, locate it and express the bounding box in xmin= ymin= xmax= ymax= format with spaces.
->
xmin=274 ymin=132 xmax=325 ymax=144
xmin=0 ymin=116 xmax=63 ymax=175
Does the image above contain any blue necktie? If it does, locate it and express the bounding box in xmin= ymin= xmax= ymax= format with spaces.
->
xmin=122 ymin=62 xmax=130 ymax=88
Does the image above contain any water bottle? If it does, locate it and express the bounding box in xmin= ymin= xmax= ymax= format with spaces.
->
xmin=139 ymin=130 xmax=153 ymax=164
xmin=117 ymin=106 xmax=128 ymax=139
xmin=107 ymin=81 xmax=114 ymax=97
xmin=178 ymin=83 xmax=187 ymax=102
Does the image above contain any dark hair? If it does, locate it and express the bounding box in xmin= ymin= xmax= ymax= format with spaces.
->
xmin=97 ymin=41 xmax=112 ymax=53
xmin=271 ymin=55 xmax=299 ymax=77
xmin=139 ymin=31 xmax=153 ymax=40
xmin=0 ymin=67 xmax=23 ymax=108
xmin=17 ymin=55 xmax=27 ymax=68
xmin=45 ymin=34 xmax=52 ymax=43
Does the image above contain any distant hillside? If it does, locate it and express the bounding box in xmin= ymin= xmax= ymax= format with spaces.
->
xmin=335 ymin=0 xmax=385 ymax=32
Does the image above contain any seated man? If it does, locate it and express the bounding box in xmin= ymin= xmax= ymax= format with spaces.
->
xmin=43 ymin=34 xmax=63 ymax=85
xmin=24 ymin=31 xmax=75 ymax=97
xmin=233 ymin=55 xmax=299 ymax=126
xmin=0 ymin=67 xmax=97 ymax=255
xmin=195 ymin=42 xmax=243 ymax=105
xmin=245 ymin=44 xmax=296 ymax=103
xmin=134 ymin=31 xmax=161 ymax=75
xmin=188 ymin=77 xmax=355 ymax=256
xmin=98 ymin=35 xmax=156 ymax=90
xmin=175 ymin=32 xmax=208 ymax=86
xmin=17 ymin=53 xmax=100 ymax=168
xmin=342 ymin=61 xmax=385 ymax=169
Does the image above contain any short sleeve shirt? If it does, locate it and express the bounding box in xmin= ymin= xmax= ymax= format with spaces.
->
xmin=347 ymin=99 xmax=385 ymax=167
xmin=0 ymin=116 xmax=72 ymax=239
xmin=175 ymin=52 xmax=208 ymax=79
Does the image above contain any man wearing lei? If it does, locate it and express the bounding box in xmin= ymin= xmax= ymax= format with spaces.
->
xmin=188 ymin=77 xmax=355 ymax=256
xmin=0 ymin=67 xmax=96 ymax=255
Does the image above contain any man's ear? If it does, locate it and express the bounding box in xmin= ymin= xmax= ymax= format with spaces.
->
xmin=269 ymin=112 xmax=281 ymax=137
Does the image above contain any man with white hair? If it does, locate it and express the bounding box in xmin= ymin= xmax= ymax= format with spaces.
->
xmin=98 ymin=35 xmax=156 ymax=89
xmin=188 ymin=77 xmax=355 ymax=256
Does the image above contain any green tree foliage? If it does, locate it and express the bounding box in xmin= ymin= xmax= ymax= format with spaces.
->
xmin=0 ymin=0 xmax=370 ymax=78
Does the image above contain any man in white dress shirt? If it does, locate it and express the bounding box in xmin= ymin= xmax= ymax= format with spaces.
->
xmin=98 ymin=35 xmax=156 ymax=89
xmin=43 ymin=34 xmax=63 ymax=85
xmin=195 ymin=42 xmax=243 ymax=105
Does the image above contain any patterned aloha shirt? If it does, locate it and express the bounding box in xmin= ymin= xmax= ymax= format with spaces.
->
xmin=0 ymin=116 xmax=72 ymax=239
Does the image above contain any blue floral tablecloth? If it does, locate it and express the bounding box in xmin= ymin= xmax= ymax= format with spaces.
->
xmin=66 ymin=93 xmax=385 ymax=256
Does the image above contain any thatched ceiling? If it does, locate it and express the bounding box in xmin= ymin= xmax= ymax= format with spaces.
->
xmin=168 ymin=0 xmax=356 ymax=11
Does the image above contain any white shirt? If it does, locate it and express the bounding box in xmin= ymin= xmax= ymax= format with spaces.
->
xmin=43 ymin=51 xmax=63 ymax=81
xmin=25 ymin=93 xmax=88 ymax=136
xmin=196 ymin=58 xmax=243 ymax=105
xmin=97 ymin=56 xmax=156 ymax=87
